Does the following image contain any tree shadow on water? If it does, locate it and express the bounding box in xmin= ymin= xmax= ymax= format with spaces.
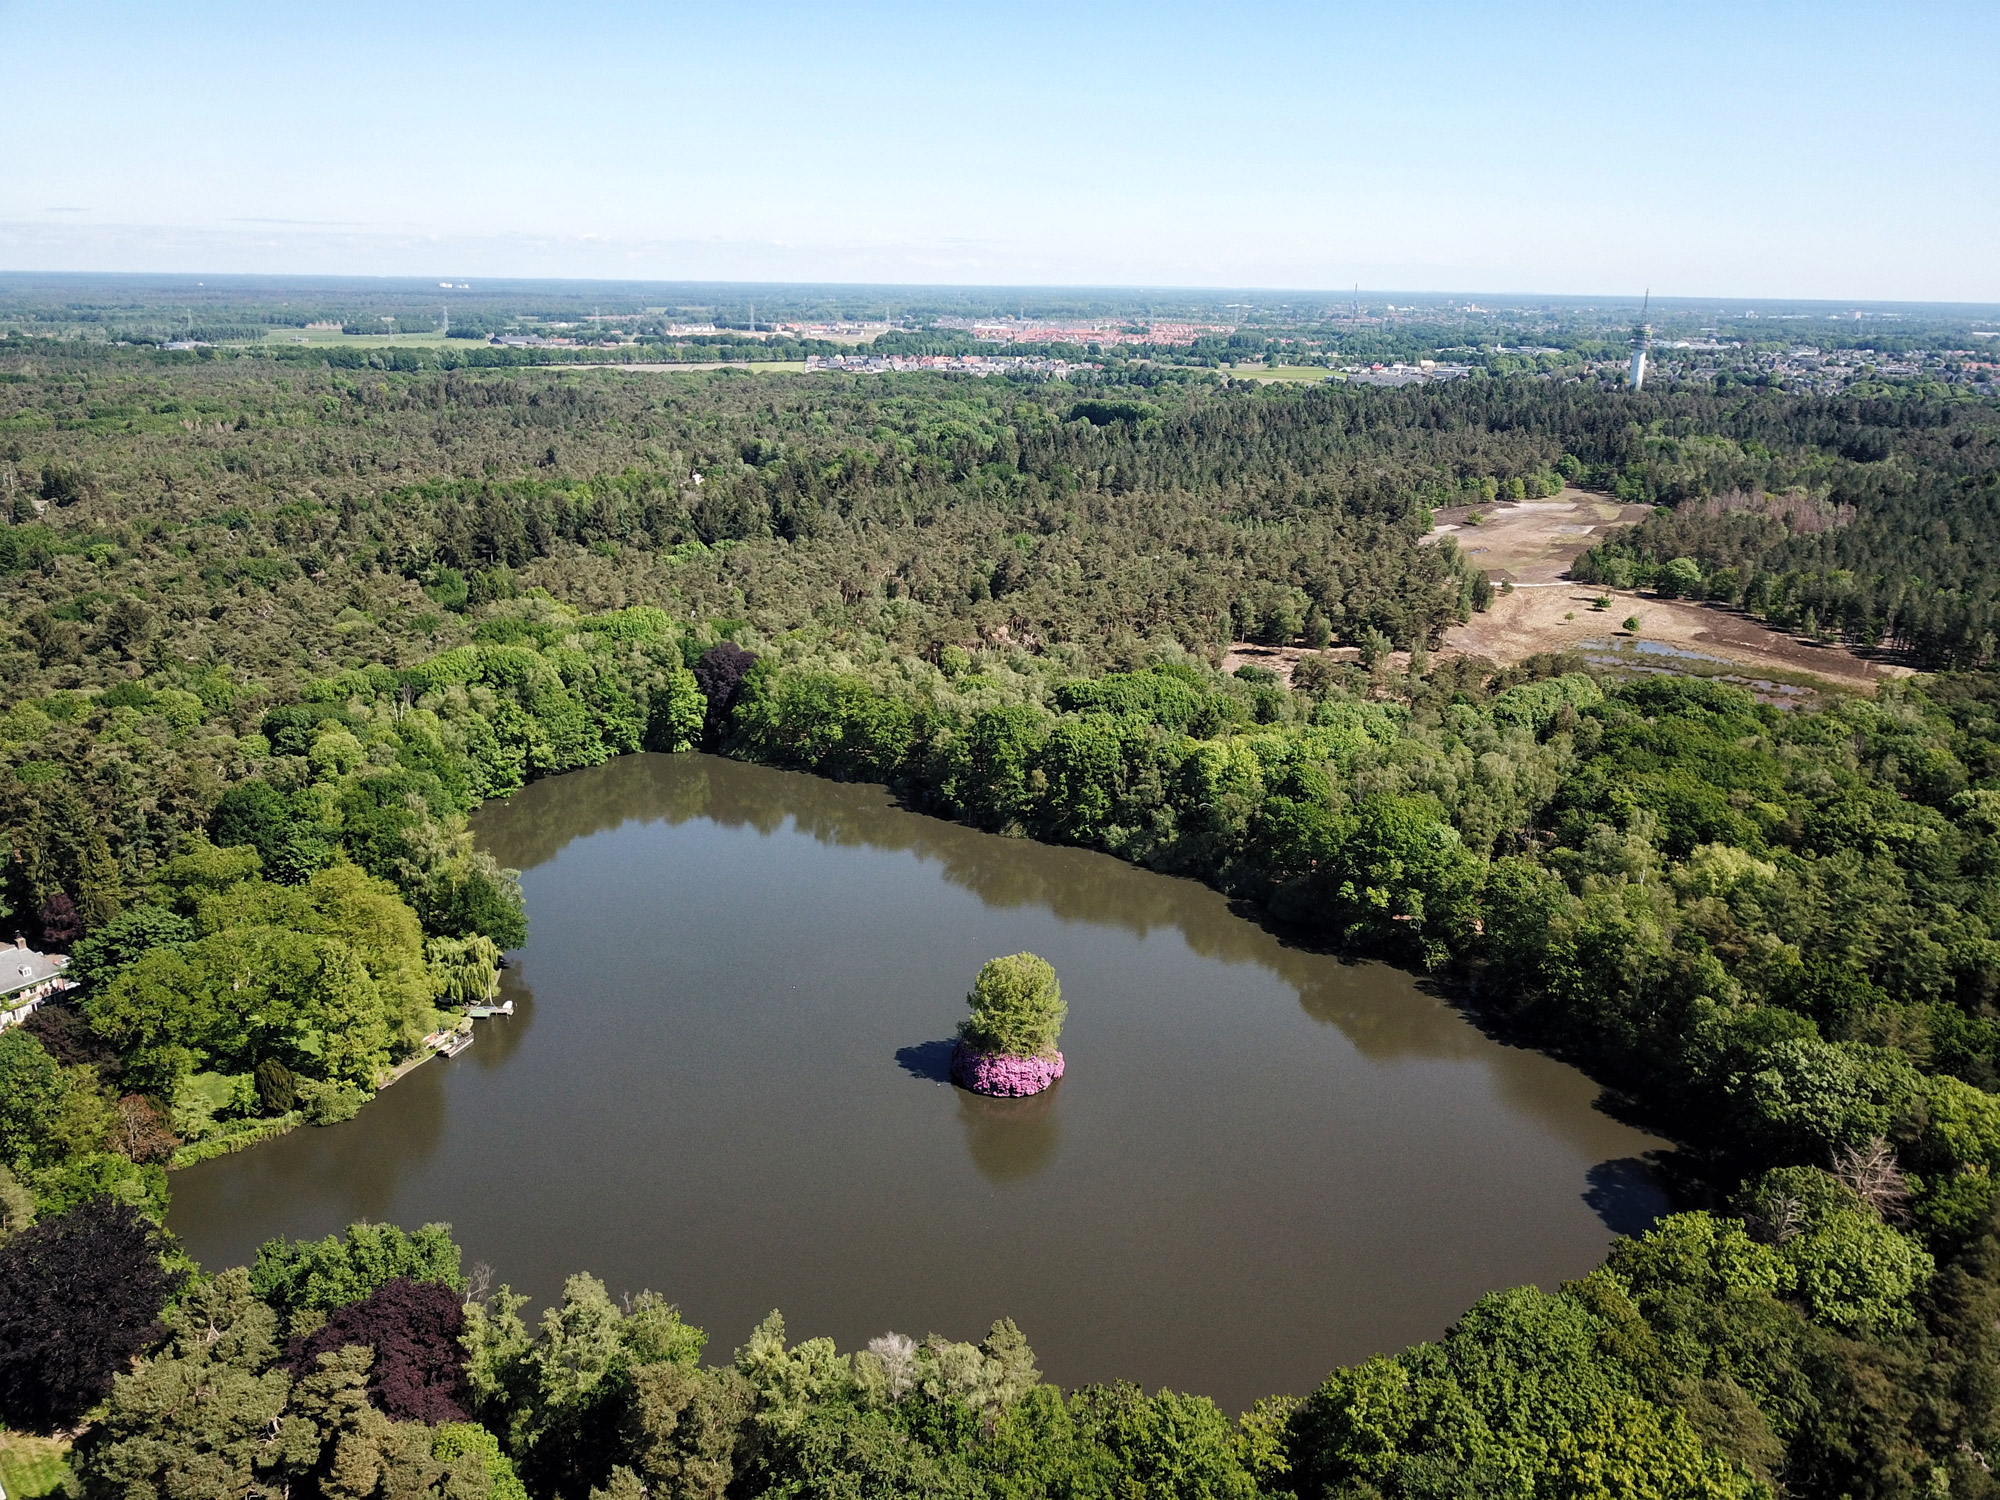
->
xmin=894 ymin=1039 xmax=956 ymax=1083
xmin=1584 ymin=1157 xmax=1671 ymax=1238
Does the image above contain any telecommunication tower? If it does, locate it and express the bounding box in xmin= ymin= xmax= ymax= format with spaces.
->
xmin=1628 ymin=290 xmax=1652 ymax=391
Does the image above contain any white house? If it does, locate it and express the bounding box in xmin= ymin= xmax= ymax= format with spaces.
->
xmin=0 ymin=938 xmax=73 ymax=1031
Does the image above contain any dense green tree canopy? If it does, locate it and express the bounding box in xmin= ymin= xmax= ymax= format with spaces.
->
xmin=959 ymin=952 xmax=1065 ymax=1059
xmin=3 ymin=346 xmax=2000 ymax=1495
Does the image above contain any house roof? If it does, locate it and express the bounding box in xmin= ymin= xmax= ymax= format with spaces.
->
xmin=0 ymin=948 xmax=68 ymax=1000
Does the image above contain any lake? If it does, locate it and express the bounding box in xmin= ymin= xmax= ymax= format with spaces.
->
xmin=169 ymin=753 xmax=1666 ymax=1412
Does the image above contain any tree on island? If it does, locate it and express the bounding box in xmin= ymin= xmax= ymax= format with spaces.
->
xmin=959 ymin=953 xmax=1065 ymax=1059
xmin=953 ymin=954 xmax=1067 ymax=1097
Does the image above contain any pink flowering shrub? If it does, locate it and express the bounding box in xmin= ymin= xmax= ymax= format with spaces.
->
xmin=951 ymin=1041 xmax=1065 ymax=1097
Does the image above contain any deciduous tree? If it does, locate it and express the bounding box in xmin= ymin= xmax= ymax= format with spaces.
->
xmin=0 ymin=1195 xmax=184 ymax=1430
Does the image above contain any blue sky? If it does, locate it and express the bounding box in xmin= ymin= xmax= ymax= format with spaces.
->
xmin=1 ymin=0 xmax=1994 ymax=299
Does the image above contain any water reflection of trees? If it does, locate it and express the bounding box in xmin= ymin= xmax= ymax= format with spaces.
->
xmin=476 ymin=756 xmax=1482 ymax=1063
xmin=466 ymin=963 xmax=534 ymax=1070
xmin=473 ymin=755 xmax=718 ymax=870
xmin=172 ymin=1060 xmax=451 ymax=1254
xmin=1583 ymin=1157 xmax=1670 ymax=1236
xmin=956 ymin=1081 xmax=1062 ymax=1183
xmin=1288 ymin=962 xmax=1481 ymax=1061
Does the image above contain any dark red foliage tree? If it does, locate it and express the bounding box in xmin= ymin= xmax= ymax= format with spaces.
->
xmin=286 ymin=1276 xmax=469 ymax=1423
xmin=37 ymin=893 xmax=82 ymax=947
xmin=22 ymin=1001 xmax=124 ymax=1084
xmin=692 ymin=642 xmax=758 ymax=743
xmin=0 ymin=1196 xmax=184 ymax=1430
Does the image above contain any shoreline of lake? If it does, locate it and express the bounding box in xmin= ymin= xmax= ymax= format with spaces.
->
xmin=169 ymin=752 xmax=1668 ymax=1410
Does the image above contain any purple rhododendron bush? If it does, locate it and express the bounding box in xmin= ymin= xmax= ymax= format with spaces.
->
xmin=950 ymin=1042 xmax=1066 ymax=1097
xmin=954 ymin=953 xmax=1065 ymax=1096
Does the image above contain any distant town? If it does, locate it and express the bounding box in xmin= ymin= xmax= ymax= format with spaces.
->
xmin=805 ymin=353 xmax=1094 ymax=378
xmin=2 ymin=276 xmax=1990 ymax=399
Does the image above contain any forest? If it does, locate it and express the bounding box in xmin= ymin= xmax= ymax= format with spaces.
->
xmin=4 ymin=345 xmax=2000 ymax=1497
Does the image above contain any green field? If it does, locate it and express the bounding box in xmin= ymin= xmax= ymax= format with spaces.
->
xmin=0 ymin=1432 xmax=72 ymax=1499
xmin=244 ymin=326 xmax=461 ymax=349
xmin=1221 ymin=363 xmax=1334 ymax=383
xmin=237 ymin=331 xmax=812 ymax=374
xmin=593 ymin=359 xmax=811 ymax=374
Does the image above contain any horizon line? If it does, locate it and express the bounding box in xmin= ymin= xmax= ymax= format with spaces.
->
xmin=2 ymin=268 xmax=1997 ymax=313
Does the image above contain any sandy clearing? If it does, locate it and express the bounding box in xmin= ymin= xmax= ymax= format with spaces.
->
xmin=1222 ymin=492 xmax=1912 ymax=696
xmin=1224 ymin=641 xmax=1356 ymax=686
xmin=1425 ymin=490 xmax=1653 ymax=586
xmin=1439 ymin=586 xmax=1911 ymax=693
xmin=1423 ymin=491 xmax=1912 ymax=693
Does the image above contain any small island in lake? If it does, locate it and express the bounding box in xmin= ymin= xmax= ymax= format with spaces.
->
xmin=950 ymin=952 xmax=1066 ymax=1096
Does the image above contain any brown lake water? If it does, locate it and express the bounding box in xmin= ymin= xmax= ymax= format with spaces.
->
xmin=169 ymin=753 xmax=1667 ymax=1411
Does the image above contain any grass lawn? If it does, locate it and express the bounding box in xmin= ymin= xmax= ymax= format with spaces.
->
xmin=233 ymin=334 xmax=811 ymax=374
xmin=0 ymin=1431 xmax=73 ymax=1498
xmin=1222 ymin=364 xmax=1335 ymax=383
xmin=599 ymin=360 xmax=811 ymax=374
xmin=243 ymin=326 xmax=461 ymax=349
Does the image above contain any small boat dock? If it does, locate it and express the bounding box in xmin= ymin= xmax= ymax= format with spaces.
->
xmin=395 ymin=997 xmax=512 ymax=1082
xmin=419 ymin=1026 xmax=475 ymax=1058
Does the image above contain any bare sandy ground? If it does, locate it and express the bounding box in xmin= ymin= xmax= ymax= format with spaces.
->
xmin=1222 ymin=492 xmax=1910 ymax=694
xmin=1430 ymin=494 xmax=1913 ymax=691
xmin=1223 ymin=641 xmax=1356 ymax=685
xmin=1428 ymin=490 xmax=1654 ymax=585
xmin=1445 ymin=586 xmax=1910 ymax=692
xmin=1426 ymin=492 xmax=1910 ymax=692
